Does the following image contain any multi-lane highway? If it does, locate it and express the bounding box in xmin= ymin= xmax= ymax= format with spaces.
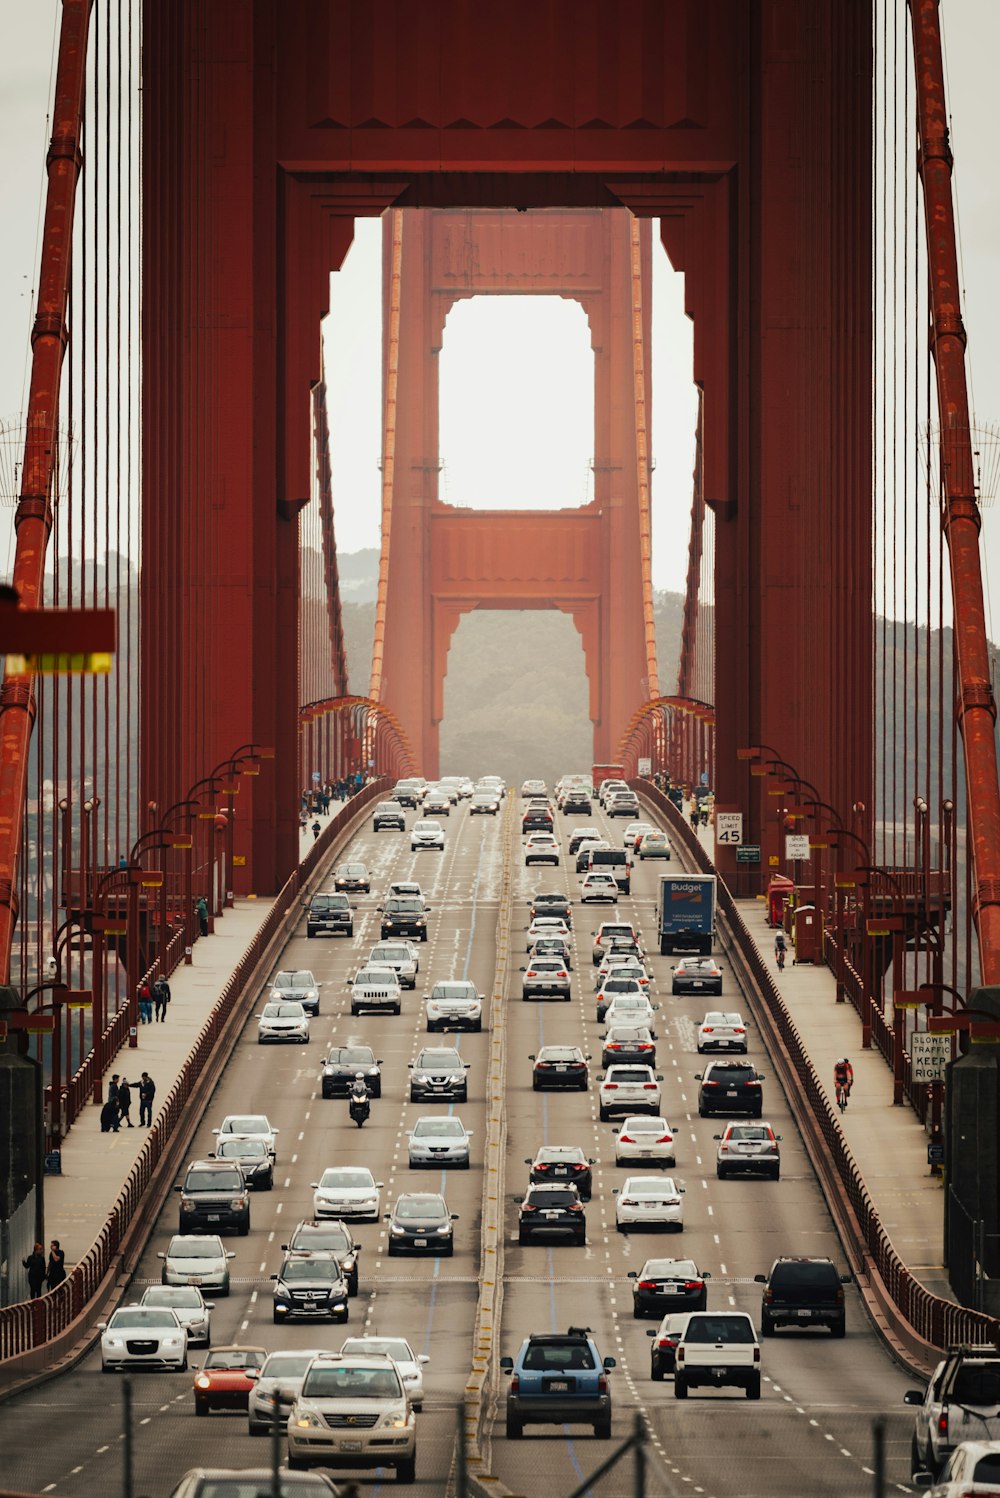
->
xmin=2 ymin=785 xmax=918 ymax=1497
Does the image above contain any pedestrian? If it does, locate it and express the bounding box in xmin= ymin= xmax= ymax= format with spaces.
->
xmin=153 ymin=975 xmax=171 ymax=1022
xmin=137 ymin=979 xmax=153 ymax=1025
xmin=100 ymin=1097 xmax=119 ymax=1133
xmin=22 ymin=1242 xmax=46 ymax=1298
xmin=690 ymin=803 xmax=700 ymax=829
xmin=118 ymin=1076 xmax=134 ymax=1128
xmin=311 ymin=819 xmax=321 ymax=840
xmin=45 ymin=1241 xmax=66 ymax=1290
xmin=138 ymin=1071 xmax=156 ymax=1126
xmin=196 ymin=896 xmax=209 ymax=938
xmin=108 ymin=1073 xmax=120 ymax=1115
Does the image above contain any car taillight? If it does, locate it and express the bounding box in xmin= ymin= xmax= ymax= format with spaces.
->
xmin=556 ymin=971 xmax=567 ymax=978
xmin=598 ymin=1374 xmax=608 ymax=1394
xmin=657 ymin=1338 xmax=675 ymax=1349
xmin=618 ymin=1134 xmax=634 ymax=1144
xmin=734 ymin=1027 xmax=746 ymax=1034
xmin=568 ymin=1203 xmax=584 ymax=1213
xmin=719 ymin=1144 xmax=731 ymax=1154
xmin=607 ymin=1044 xmax=622 ymax=1052
xmin=665 ymin=1198 xmax=680 ymax=1206
xmin=748 ymin=1080 xmax=762 ymax=1088
xmin=684 ymin=1280 xmax=703 ymax=1291
xmin=676 ymin=1348 xmax=685 ymax=1365
xmin=657 ymin=1135 xmax=673 ymax=1144
xmin=763 ymin=1288 xmax=773 ymax=1305
xmin=703 ymin=1081 xmax=720 ymax=1088
xmin=571 ymin=1163 xmax=586 ymax=1171
xmin=643 ymin=1083 xmax=657 ymax=1089
xmin=937 ymin=1413 xmax=949 ymax=1433
xmin=521 ymin=1205 xmax=537 ymax=1213
xmin=638 ymin=1280 xmax=656 ymax=1290
xmin=753 ymin=1346 xmax=761 ymax=1363
xmin=538 ymin=1063 xmax=552 ymax=1069
xmin=510 ymin=1375 xmax=519 ymax=1393
xmin=604 ymin=1083 xmax=618 ymax=1089
xmin=702 ymin=1027 xmax=714 ymax=1034
xmin=534 ymin=1163 xmax=550 ymax=1172
xmin=836 ymin=1286 xmax=844 ymax=1305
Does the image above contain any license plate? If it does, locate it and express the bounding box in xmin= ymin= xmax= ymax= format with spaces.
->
xmin=544 ymin=1211 xmax=561 ymax=1219
xmin=548 ymin=1379 xmax=569 ymax=1391
xmin=727 ymin=1089 xmax=738 ymax=1097
xmin=414 ymin=1237 xmax=427 ymax=1247
xmin=639 ymin=1149 xmax=654 ymax=1156
xmin=304 ymin=1301 xmax=316 ymax=1311
xmin=797 ymin=1308 xmax=812 ymax=1318
xmin=207 ymin=1214 xmax=220 ymax=1221
xmin=188 ymin=1276 xmax=203 ymax=1284
xmin=555 ymin=1065 xmax=568 ymax=1072
xmin=692 ymin=981 xmax=704 ymax=989
xmin=339 ymin=1440 xmax=362 ymax=1452
xmin=711 ymin=1366 xmax=728 ymax=1378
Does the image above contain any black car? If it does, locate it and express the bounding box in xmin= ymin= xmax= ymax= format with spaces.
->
xmin=379 ymin=896 xmax=429 ymax=942
xmin=530 ymin=1046 xmax=590 ymax=1091
xmin=210 ymin=1138 xmax=274 ymax=1191
xmin=270 ymin=1254 xmax=349 ymax=1324
xmin=372 ymin=800 xmax=406 ymax=831
xmin=529 ymin=892 xmax=573 ymax=927
xmin=627 ymin=1257 xmax=709 ymax=1319
xmin=568 ymin=827 xmax=601 ymax=856
xmin=754 ymin=1256 xmax=848 ymax=1337
xmin=305 ymin=892 xmax=353 ymax=939
xmin=321 ymin=1044 xmax=383 ymax=1099
xmin=528 ymin=935 xmax=573 ymax=970
xmin=646 ymin=1314 xmax=694 ymax=1380
xmin=333 ymin=862 xmax=370 ymax=893
xmin=518 ymin=1183 xmax=586 ymax=1245
xmin=176 ymin=1161 xmax=250 ymax=1235
xmin=385 ymin=1193 xmax=458 ymax=1255
xmin=601 ymin=1025 xmax=656 ymax=1068
xmin=672 ymin=957 xmax=723 ymax=997
xmin=696 ymin=1060 xmax=764 ymax=1117
xmin=522 ymin=807 xmax=554 ymax=832
xmin=409 ymin=1046 xmax=470 ymax=1102
xmin=562 ymin=793 xmax=592 ymax=814
xmin=283 ymin=1219 xmax=361 ymax=1296
xmin=525 ymin=1145 xmax=595 ymax=1200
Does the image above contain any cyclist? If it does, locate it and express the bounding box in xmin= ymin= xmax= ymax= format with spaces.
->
xmin=833 ymin=1057 xmax=854 ymax=1110
xmin=774 ymin=929 xmax=787 ymax=971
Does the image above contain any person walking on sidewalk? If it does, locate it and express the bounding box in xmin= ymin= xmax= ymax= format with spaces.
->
xmin=196 ymin=896 xmax=209 ymax=938
xmin=138 ymin=979 xmax=153 ymax=1025
xmin=108 ymin=1074 xmax=121 ymax=1117
xmin=311 ymin=819 xmax=321 ymax=840
xmin=22 ymin=1242 xmax=46 ymax=1298
xmin=118 ymin=1076 xmax=134 ymax=1127
xmin=153 ymin=975 xmax=171 ymax=1022
xmin=138 ymin=1071 xmax=156 ymax=1126
xmin=45 ymin=1241 xmax=66 ymax=1290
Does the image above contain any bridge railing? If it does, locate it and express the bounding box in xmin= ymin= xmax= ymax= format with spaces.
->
xmin=635 ymin=779 xmax=999 ymax=1355
xmin=0 ymin=781 xmax=387 ymax=1371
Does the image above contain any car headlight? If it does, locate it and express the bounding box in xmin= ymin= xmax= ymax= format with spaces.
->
xmin=382 ymin=1414 xmax=409 ymax=1429
xmin=295 ymin=1410 xmax=323 ymax=1429
xmin=195 ymin=1375 xmax=212 ymax=1389
xmin=230 ymin=1198 xmax=247 ymax=1209
xmin=391 ymin=1225 xmax=406 ymax=1236
xmin=258 ymin=1390 xmax=279 ymax=1405
xmin=180 ymin=1197 xmax=195 ymax=1210
xmin=436 ymin=1224 xmax=451 ymax=1235
xmin=105 ymin=1337 xmax=125 ymax=1348
xmin=165 ymin=1335 xmax=184 ymax=1347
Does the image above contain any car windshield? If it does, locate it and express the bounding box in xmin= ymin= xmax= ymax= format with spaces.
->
xmin=709 ymin=1065 xmax=753 ymax=1079
xmin=281 ymin=1260 xmax=342 ymax=1283
xmin=388 ymin=900 xmax=424 ymax=913
xmin=539 ymin=1148 xmax=582 ymax=1161
xmin=522 ymin=1343 xmax=595 ymax=1371
xmin=627 ymin=1177 xmax=673 ymax=1192
xmin=770 ymin=1262 xmax=839 ymax=1290
xmin=302 ymin=1366 xmax=401 ymax=1398
xmin=413 ymin=822 xmax=438 ymax=833
xmin=395 ymin=1197 xmax=446 ymax=1220
xmin=274 ymin=973 xmax=313 ymax=988
xmin=417 ymin=1052 xmax=462 ymax=1070
xmin=527 ymin=1188 xmax=576 ymax=1205
xmin=311 ymin=895 xmax=348 ymax=909
xmin=684 ymin=1317 xmax=755 ymax=1344
xmin=261 ymin=1352 xmax=317 ymax=1378
xmin=143 ymin=1288 xmax=201 ymax=1307
xmin=185 ymin=1169 xmax=244 ymax=1191
xmin=539 ymin=1048 xmax=581 ymax=1061
xmin=341 ymin=1338 xmax=412 ymax=1362
xmin=623 ymin=1117 xmax=666 ymax=1133
xmin=109 ymin=1309 xmax=177 ymax=1328
xmin=205 ymin=1349 xmax=266 ymax=1370
xmin=609 ymin=1069 xmax=652 ymax=1083
xmin=414 ymin=1119 xmax=465 ymax=1138
xmin=431 ymin=983 xmax=477 ymax=1001
xmin=332 ymin=1048 xmax=377 ymax=1065
xmin=262 ymin=1004 xmax=305 ymax=1018
xmin=728 ymin=1126 xmax=768 ymax=1141
xmin=319 ymin=1169 xmax=374 ymax=1189
xmin=191 ymin=1483 xmax=328 ymax=1498
xmin=168 ymin=1239 xmax=223 ymax=1258
xmin=354 ymin=970 xmax=397 ymax=986
xmin=644 ymin=1260 xmax=698 ymax=1277
xmin=291 ymin=1227 xmax=348 ymax=1251
xmin=374 ymin=946 xmax=411 ymax=959
xmin=218 ymin=1140 xmax=267 ymax=1158
xmin=530 ymin=961 xmax=564 ymax=972
xmin=222 ymin=1117 xmax=269 ymax=1134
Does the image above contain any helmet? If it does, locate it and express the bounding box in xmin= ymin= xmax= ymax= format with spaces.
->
xmin=837 ymin=1057 xmax=849 ymax=1065
xmin=354 ymin=1072 xmax=365 ymax=1081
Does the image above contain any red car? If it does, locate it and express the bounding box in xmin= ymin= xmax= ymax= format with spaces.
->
xmin=192 ymin=1345 xmax=267 ymax=1416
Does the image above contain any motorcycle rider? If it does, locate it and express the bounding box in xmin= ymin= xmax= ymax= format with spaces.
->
xmin=348 ymin=1072 xmax=371 ymax=1126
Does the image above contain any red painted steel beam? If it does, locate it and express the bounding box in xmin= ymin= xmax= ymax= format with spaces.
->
xmin=909 ymin=0 xmax=1000 ymax=981
xmin=312 ymin=386 xmax=350 ymax=696
xmin=0 ymin=0 xmax=93 ymax=982
xmin=678 ymin=391 xmax=705 ymax=699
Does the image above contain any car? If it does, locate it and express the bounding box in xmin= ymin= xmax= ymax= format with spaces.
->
xmin=283 ymin=1219 xmax=362 ymax=1296
xmin=424 ymin=979 xmax=484 ymax=1032
xmin=256 ymin=1000 xmax=311 ymax=1044
xmin=673 ymin=958 xmax=724 ymax=999
xmin=321 ymin=1044 xmax=383 ymax=1099
xmin=599 ymin=1064 xmax=663 ymax=1120
xmin=411 ymin=818 xmax=445 ymax=851
xmin=607 ymin=794 xmax=640 ymax=818
xmin=599 ymin=779 xmax=629 ymax=807
xmin=348 ymin=965 xmax=403 ymax=1016
xmin=167 ymin=1471 xmax=340 ymax=1498
xmin=333 ymin=862 xmax=371 ymax=891
xmin=623 ymin=821 xmax=654 ymax=849
xmin=715 ymin=1121 xmax=781 ymax=1179
xmin=696 ymin=1009 xmax=745 ymax=1050
xmin=613 ymin=1115 xmax=676 ymax=1167
xmin=521 ymin=955 xmax=572 ymax=1001
xmin=592 ymin=921 xmax=641 ymax=965
xmin=312 ymin=1167 xmax=383 ymax=1221
xmin=594 ymin=953 xmax=651 ymax=990
xmin=628 ymin=1258 xmax=709 ymax=1319
xmin=213 ymin=1114 xmax=279 ymax=1160
xmin=140 ymin=1286 xmax=214 ymax=1347
xmin=271 ymin=1253 xmax=349 ymax=1324
xmin=372 ymin=800 xmax=406 ymax=831
xmin=192 ymin=1346 xmax=268 ymax=1415
xmin=430 ymin=781 xmax=459 ymax=804
xmin=441 ymin=775 xmax=473 ymax=799
xmin=522 ymin=806 xmax=554 ymax=833
xmin=210 ymin=1138 xmax=275 ymax=1190
xmin=526 ymin=915 xmax=570 ymax=950
xmin=386 ymin=880 xmax=425 ymax=901
xmin=521 ymin=779 xmax=548 ymax=797
xmin=576 ymin=838 xmax=608 ymax=873
xmin=581 ymin=872 xmax=618 ymax=904
xmin=595 ymin=975 xmax=647 ymax=1023
xmin=525 ymin=1145 xmax=595 ymax=1200
xmin=175 ymin=1160 xmax=250 ymax=1235
xmin=518 ymin=1182 xmax=586 ymax=1245
xmin=524 ymin=832 xmax=560 ymax=866
xmin=602 ymin=935 xmax=646 ymax=964
xmin=754 ymin=1256 xmax=849 ymax=1337
xmin=646 ymin=1312 xmax=693 ymax=1379
xmin=601 ymin=1025 xmax=656 ymax=1068
xmin=914 ymin=1441 xmax=1000 ymax=1495
xmin=386 ymin=1192 xmax=458 ymax=1254
xmin=696 ymin=1060 xmax=765 ymax=1117
xmin=614 ymin=1175 xmax=685 ymax=1232
xmin=601 ymin=993 xmax=658 ymax=1032
xmin=409 ymin=1046 xmax=471 ymax=1102
xmin=368 ymin=939 xmax=421 ymax=985
xmin=501 ymin=1327 xmax=615 ymax=1439
xmin=340 ymin=1336 xmax=429 ymax=1412
xmin=906 ymin=1352 xmax=1000 ymax=1477
xmin=421 ymin=792 xmax=451 ymax=816
xmin=158 ymin=1235 xmax=235 ymax=1295
xmin=247 ymin=1348 xmax=328 ymax=1435
xmin=530 ymin=1045 xmax=591 ymax=1091
xmin=305 ymin=891 xmax=354 ymax=938
xmin=407 ymin=1114 xmax=474 ymax=1168
xmin=379 ymin=896 xmax=430 ymax=941
xmin=528 ymin=935 xmax=574 ymax=969
xmin=470 ymin=790 xmax=500 ymax=815
xmin=286 ymin=1352 xmax=417 ymax=1479
xmin=672 ymin=1312 xmax=761 ymax=1400
xmin=638 ymin=830 xmax=671 ymax=860
xmin=562 ymin=791 xmax=593 ymax=814
xmin=269 ymin=969 xmax=322 ymax=1015
xmin=477 ymin=775 xmax=506 ymax=799
xmin=391 ymin=778 xmax=425 ymax=807
xmin=568 ymin=826 xmax=601 ymax=855
xmin=99 ymin=1306 xmax=188 ymax=1372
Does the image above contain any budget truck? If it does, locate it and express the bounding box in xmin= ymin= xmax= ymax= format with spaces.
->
xmin=657 ymin=874 xmax=716 ymax=955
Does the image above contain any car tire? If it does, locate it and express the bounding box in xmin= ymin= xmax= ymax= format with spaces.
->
xmin=532 ymin=1081 xmax=540 ymax=1092
xmin=651 ymin=1363 xmax=664 ymax=1382
xmin=506 ymin=1415 xmax=523 ymax=1439
xmin=746 ymin=1375 xmax=761 ymax=1400
xmin=394 ymin=1005 xmax=402 ymax=1015
xmin=287 ymin=1458 xmax=308 ymax=1472
xmin=599 ymin=1107 xmax=610 ymax=1122
xmin=348 ymin=1274 xmax=359 ymax=1297
xmin=272 ymin=1312 xmax=282 ymax=1324
xmin=698 ymin=1106 xmax=708 ymax=1118
xmin=632 ymin=1302 xmax=643 ymax=1319
xmin=716 ymin=1166 xmax=727 ymax=1179
xmin=761 ymin=1316 xmax=775 ymax=1338
xmin=195 ymin=1399 xmax=208 ymax=1416
xmin=771 ymin=1167 xmax=780 ymax=1181
xmin=518 ymin=1231 xmax=530 ymax=1246
xmin=674 ymin=1376 xmax=688 ymax=1399
xmin=239 ymin=1222 xmax=249 ymax=1237
xmin=831 ymin=1318 xmax=846 ymax=1338
xmin=396 ymin=1454 xmax=417 ymax=1484
xmin=594 ymin=1418 xmax=612 ymax=1439
xmin=444 ymin=1241 xmax=455 ymax=1257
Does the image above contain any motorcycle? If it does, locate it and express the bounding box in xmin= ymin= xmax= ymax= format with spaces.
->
xmin=348 ymin=1084 xmax=371 ymax=1128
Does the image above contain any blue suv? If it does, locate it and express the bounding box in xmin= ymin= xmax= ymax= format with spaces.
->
xmin=500 ymin=1327 xmax=615 ymax=1438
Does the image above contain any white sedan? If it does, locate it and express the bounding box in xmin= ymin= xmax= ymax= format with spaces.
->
xmin=594 ymin=954 xmax=651 ymax=991
xmin=408 ymin=1115 xmax=474 ymax=1168
xmin=526 ymin=916 xmax=571 ymax=951
xmin=340 ymin=1335 xmax=430 ymax=1411
xmin=255 ymin=1000 xmax=310 ymax=1044
xmin=99 ymin=1306 xmax=188 ymax=1371
xmin=598 ymin=1064 xmax=663 ymax=1120
xmin=139 ymin=1285 xmax=214 ymax=1346
xmin=601 ymin=993 xmax=658 ymax=1032
xmin=213 ymin=1114 xmax=279 ymax=1160
xmin=411 ymin=818 xmax=445 ymax=851
xmin=614 ymin=1115 xmax=676 ymax=1168
xmin=312 ymin=1166 xmax=384 ymax=1220
xmin=614 ymin=1175 xmax=686 ymax=1232
xmin=697 ymin=1011 xmax=747 ymax=1053
xmin=623 ymin=821 xmax=655 ymax=849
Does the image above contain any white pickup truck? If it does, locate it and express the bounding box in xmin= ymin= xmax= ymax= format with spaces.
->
xmin=905 ymin=1347 xmax=1000 ymax=1475
xmin=673 ymin=1311 xmax=761 ymax=1401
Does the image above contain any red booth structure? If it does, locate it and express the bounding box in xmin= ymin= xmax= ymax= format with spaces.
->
xmin=767 ymin=876 xmax=794 ymax=929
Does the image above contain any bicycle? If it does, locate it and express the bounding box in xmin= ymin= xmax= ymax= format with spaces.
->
xmin=835 ymin=1081 xmax=851 ymax=1112
xmin=775 ymin=944 xmax=786 ymax=972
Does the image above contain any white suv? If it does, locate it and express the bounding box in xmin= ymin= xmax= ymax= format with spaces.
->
xmin=598 ymin=1064 xmax=663 ymax=1121
xmin=287 ymin=1352 xmax=417 ymax=1479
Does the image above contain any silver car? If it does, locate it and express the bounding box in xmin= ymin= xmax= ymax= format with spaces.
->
xmin=411 ymin=818 xmax=445 ymax=851
xmin=140 ymin=1285 xmax=214 ymax=1346
xmin=256 ymin=1000 xmax=310 ymax=1044
xmin=248 ymin=1347 xmax=328 ymax=1435
xmin=158 ymin=1234 xmax=235 ymax=1295
xmin=269 ymin=969 xmax=322 ymax=1016
xmin=99 ymin=1306 xmax=188 ymax=1372
xmin=368 ymin=940 xmax=419 ymax=988
xmin=407 ymin=1115 xmax=473 ymax=1169
xmin=213 ymin=1114 xmax=279 ymax=1160
xmin=286 ymin=1353 xmax=416 ymax=1478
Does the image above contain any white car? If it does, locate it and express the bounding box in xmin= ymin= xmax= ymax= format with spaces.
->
xmin=592 ymin=921 xmax=642 ymax=965
xmin=312 ymin=1166 xmax=383 ymax=1220
xmin=614 ymin=1115 xmax=676 ymax=1168
xmin=596 ymin=975 xmax=646 ymax=1021
xmin=424 ymin=979 xmax=483 ymax=1032
xmin=580 ymin=872 xmax=618 ymax=903
xmin=615 ymin=1174 xmax=685 ymax=1232
xmin=407 ymin=1115 xmax=474 ymax=1169
xmin=99 ymin=1305 xmax=188 ymax=1372
xmin=524 ymin=833 xmax=560 ymax=866
xmin=158 ymin=1234 xmax=235 ymax=1294
xmin=339 ymin=1336 xmax=430 ymax=1412
xmin=248 ymin=1347 xmax=328 ymax=1435
xmin=411 ymin=818 xmax=445 ymax=851
xmin=369 ymin=940 xmax=420 ymax=988
xmin=697 ymin=1011 xmax=748 ymax=1053
xmin=594 ymin=955 xmax=650 ymax=992
xmin=521 ymin=779 xmax=547 ymax=797
xmin=602 ymin=993 xmax=658 ymax=1032
xmin=470 ymin=791 xmax=500 ymax=815
xmin=213 ymin=1114 xmax=279 ymax=1159
xmin=623 ymin=821 xmax=655 ymax=849
xmin=478 ymin=776 xmax=506 ymax=798
xmin=598 ymin=1063 xmax=663 ymax=1121
xmin=256 ymin=1000 xmax=310 ymax=1044
xmin=916 ymin=1440 xmax=1000 ymax=1496
xmin=387 ymin=881 xmax=425 ymax=901
xmin=348 ymin=964 xmax=403 ymax=1016
xmin=139 ymin=1285 xmax=214 ymax=1346
xmin=526 ymin=916 xmax=570 ymax=950
xmin=440 ymin=775 xmax=472 ymax=800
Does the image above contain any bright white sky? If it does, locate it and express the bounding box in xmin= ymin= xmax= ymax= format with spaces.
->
xmin=3 ymin=4 xmax=1000 ymax=610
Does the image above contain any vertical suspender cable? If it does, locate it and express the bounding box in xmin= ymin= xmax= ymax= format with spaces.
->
xmin=677 ymin=391 xmax=705 ymax=702
xmin=369 ymin=208 xmax=403 ymax=704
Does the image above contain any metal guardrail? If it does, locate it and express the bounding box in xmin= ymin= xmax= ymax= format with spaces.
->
xmin=634 ymin=780 xmax=1000 ymax=1356
xmin=0 ymin=781 xmax=388 ymax=1367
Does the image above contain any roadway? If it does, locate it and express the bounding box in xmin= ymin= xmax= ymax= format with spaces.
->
xmin=0 ymin=787 xmax=919 ymax=1498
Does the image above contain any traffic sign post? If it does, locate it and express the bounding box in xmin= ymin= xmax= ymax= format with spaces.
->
xmin=736 ymin=844 xmax=761 ymax=864
xmin=716 ymin=812 xmax=743 ymax=847
xmin=909 ymin=1032 xmax=951 ymax=1083
xmin=637 ymin=757 xmax=651 ymax=776
xmin=785 ymin=833 xmax=811 ymax=861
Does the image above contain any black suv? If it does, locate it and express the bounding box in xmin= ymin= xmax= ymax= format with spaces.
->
xmin=306 ymin=891 xmax=354 ymax=939
xmin=283 ymin=1219 xmax=361 ymax=1296
xmin=563 ymin=792 xmax=592 ymax=814
xmin=380 ymin=896 xmax=429 ymax=941
xmin=695 ymin=1060 xmax=764 ymax=1117
xmin=522 ymin=806 xmax=554 ymax=832
xmin=373 ymin=800 xmax=406 ymax=830
xmin=529 ymin=892 xmax=572 ymax=927
xmin=321 ymin=1045 xmax=383 ymax=1099
xmin=519 ymin=1184 xmax=586 ymax=1245
xmin=176 ymin=1160 xmax=250 ymax=1235
xmin=271 ymin=1253 xmax=349 ymax=1324
xmin=754 ymin=1256 xmax=848 ymax=1337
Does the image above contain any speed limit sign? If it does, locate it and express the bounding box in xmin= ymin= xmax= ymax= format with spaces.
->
xmin=716 ymin=812 xmax=743 ymax=846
